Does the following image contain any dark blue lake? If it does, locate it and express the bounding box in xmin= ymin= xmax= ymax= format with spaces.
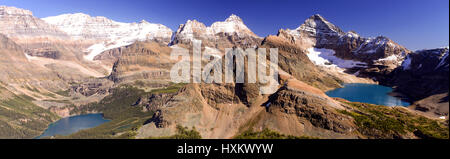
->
xmin=326 ymin=83 xmax=410 ymax=106
xmin=36 ymin=113 xmax=110 ymax=138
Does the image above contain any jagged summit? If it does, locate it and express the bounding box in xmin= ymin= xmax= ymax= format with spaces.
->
xmin=139 ymin=19 xmax=150 ymax=24
xmin=296 ymin=14 xmax=344 ymax=35
xmin=225 ymin=14 xmax=243 ymax=22
xmin=170 ymin=14 xmax=260 ymax=46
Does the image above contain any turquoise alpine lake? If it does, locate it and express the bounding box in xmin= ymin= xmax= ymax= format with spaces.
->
xmin=36 ymin=113 xmax=110 ymax=138
xmin=325 ymin=83 xmax=410 ymax=106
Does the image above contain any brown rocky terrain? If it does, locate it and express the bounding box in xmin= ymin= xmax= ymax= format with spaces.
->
xmin=106 ymin=41 xmax=175 ymax=88
xmin=261 ymin=35 xmax=373 ymax=91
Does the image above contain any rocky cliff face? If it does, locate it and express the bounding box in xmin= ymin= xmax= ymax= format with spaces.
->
xmin=262 ymin=82 xmax=358 ymax=138
xmin=107 ymin=41 xmax=175 ymax=87
xmin=261 ymin=35 xmax=344 ymax=91
xmin=0 ymin=6 xmax=70 ymax=48
xmin=135 ymin=78 xmax=360 ymax=139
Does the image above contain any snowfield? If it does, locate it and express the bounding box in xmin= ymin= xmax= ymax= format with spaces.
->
xmin=306 ymin=48 xmax=366 ymax=70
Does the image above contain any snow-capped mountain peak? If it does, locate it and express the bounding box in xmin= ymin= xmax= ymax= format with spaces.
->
xmin=296 ymin=14 xmax=344 ymax=35
xmin=42 ymin=12 xmax=173 ymax=61
xmin=225 ymin=14 xmax=243 ymax=22
xmin=171 ymin=14 xmax=260 ymax=46
xmin=42 ymin=13 xmax=174 ymax=41
xmin=210 ymin=14 xmax=255 ymax=36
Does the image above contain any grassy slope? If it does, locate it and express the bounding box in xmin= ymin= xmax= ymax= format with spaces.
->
xmin=336 ymin=99 xmax=449 ymax=139
xmin=234 ymin=129 xmax=318 ymax=139
xmin=0 ymin=85 xmax=60 ymax=139
xmin=145 ymin=125 xmax=202 ymax=139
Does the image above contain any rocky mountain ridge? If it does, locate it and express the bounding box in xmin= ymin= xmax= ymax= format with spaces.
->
xmin=278 ymin=14 xmax=410 ymax=74
xmin=385 ymin=47 xmax=449 ymax=117
xmin=0 ymin=6 xmax=70 ymax=48
xmin=169 ymin=14 xmax=262 ymax=49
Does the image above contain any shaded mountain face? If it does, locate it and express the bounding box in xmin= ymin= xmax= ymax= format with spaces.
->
xmin=277 ymin=14 xmax=410 ymax=79
xmin=170 ymin=14 xmax=262 ymax=49
xmin=385 ymin=48 xmax=449 ymax=117
xmin=392 ymin=47 xmax=449 ymax=99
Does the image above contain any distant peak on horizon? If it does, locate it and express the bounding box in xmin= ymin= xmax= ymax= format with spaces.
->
xmin=225 ymin=14 xmax=243 ymax=22
xmin=182 ymin=14 xmax=244 ymax=26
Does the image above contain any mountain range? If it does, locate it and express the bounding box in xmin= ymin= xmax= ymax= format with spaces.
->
xmin=0 ymin=5 xmax=448 ymax=139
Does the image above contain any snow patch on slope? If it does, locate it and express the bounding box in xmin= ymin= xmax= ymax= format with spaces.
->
xmin=375 ymin=54 xmax=404 ymax=65
xmin=84 ymin=39 xmax=133 ymax=61
xmin=24 ymin=53 xmax=37 ymax=62
xmin=401 ymin=55 xmax=412 ymax=70
xmin=306 ymin=48 xmax=366 ymax=70
xmin=435 ymin=50 xmax=449 ymax=69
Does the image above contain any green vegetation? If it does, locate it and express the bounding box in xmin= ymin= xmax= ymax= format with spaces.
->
xmin=234 ymin=128 xmax=318 ymax=139
xmin=169 ymin=125 xmax=202 ymax=139
xmin=42 ymin=92 xmax=56 ymax=98
xmin=43 ymin=99 xmax=72 ymax=104
xmin=150 ymin=83 xmax=186 ymax=94
xmin=60 ymin=85 xmax=152 ymax=138
xmin=338 ymin=100 xmax=449 ymax=139
xmin=0 ymin=91 xmax=59 ymax=138
xmin=133 ymin=80 xmax=145 ymax=87
xmin=147 ymin=125 xmax=202 ymax=139
xmin=237 ymin=110 xmax=264 ymax=134
xmin=24 ymin=85 xmax=40 ymax=93
xmin=54 ymin=89 xmax=70 ymax=97
xmin=59 ymin=83 xmax=187 ymax=139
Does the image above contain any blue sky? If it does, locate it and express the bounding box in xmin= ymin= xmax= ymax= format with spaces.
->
xmin=1 ymin=0 xmax=448 ymax=50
